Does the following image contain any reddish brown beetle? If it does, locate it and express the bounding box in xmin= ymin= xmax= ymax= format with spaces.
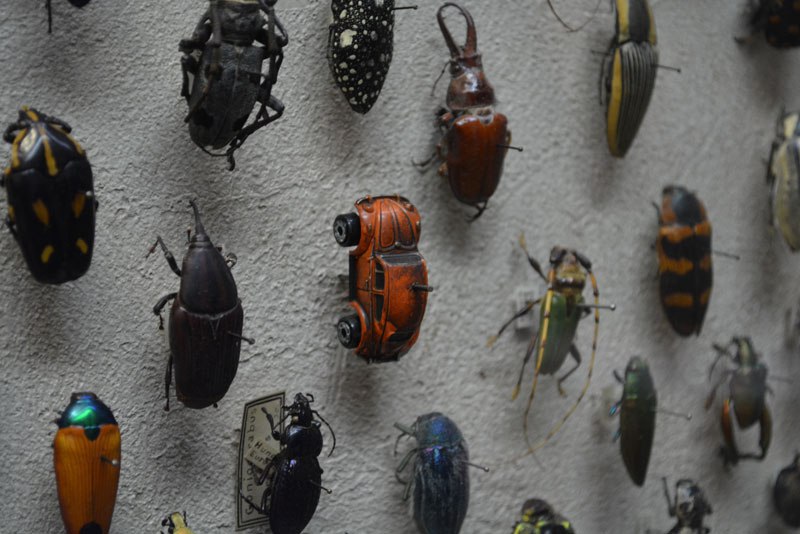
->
xmin=419 ymin=3 xmax=513 ymax=220
xmin=333 ymin=196 xmax=432 ymax=362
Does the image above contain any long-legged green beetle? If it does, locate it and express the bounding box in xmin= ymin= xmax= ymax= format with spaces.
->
xmin=489 ymin=236 xmax=614 ymax=454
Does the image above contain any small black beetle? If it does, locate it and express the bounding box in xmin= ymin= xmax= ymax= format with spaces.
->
xmin=2 ymin=107 xmax=97 ymax=284
xmin=149 ymin=201 xmax=253 ymax=411
xmin=46 ymin=0 xmax=91 ymax=33
xmin=394 ymin=413 xmax=487 ymax=534
xmin=180 ymin=0 xmax=288 ymax=170
xmin=241 ymin=393 xmax=335 ymax=534
xmin=774 ymin=454 xmax=800 ymax=527
xmin=739 ymin=0 xmax=800 ymax=48
xmin=660 ymin=478 xmax=712 ymax=534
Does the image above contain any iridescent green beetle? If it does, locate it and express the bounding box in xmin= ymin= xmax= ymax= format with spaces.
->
xmin=768 ymin=111 xmax=800 ymax=251
xmin=601 ymin=0 xmax=658 ymax=157
xmin=489 ymin=236 xmax=615 ymax=454
xmin=610 ymin=356 xmax=655 ymax=486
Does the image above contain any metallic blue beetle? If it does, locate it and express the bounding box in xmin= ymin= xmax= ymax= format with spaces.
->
xmin=394 ymin=413 xmax=486 ymax=534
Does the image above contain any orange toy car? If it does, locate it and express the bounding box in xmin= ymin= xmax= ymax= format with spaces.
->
xmin=333 ymin=196 xmax=432 ymax=362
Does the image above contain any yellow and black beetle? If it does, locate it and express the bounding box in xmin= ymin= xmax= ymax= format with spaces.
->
xmin=767 ymin=111 xmax=800 ymax=251
xmin=601 ymin=0 xmax=658 ymax=157
xmin=2 ymin=107 xmax=97 ymax=284
xmin=54 ymin=392 xmax=121 ymax=534
xmin=655 ymin=186 xmax=712 ymax=337
xmin=162 ymin=512 xmax=194 ymax=534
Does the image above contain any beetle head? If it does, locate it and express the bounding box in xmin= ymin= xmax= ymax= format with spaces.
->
xmin=550 ymin=247 xmax=588 ymax=295
xmin=437 ymin=3 xmax=496 ymax=111
xmin=520 ymin=499 xmax=554 ymax=521
xmin=675 ymin=479 xmax=710 ymax=523
xmin=778 ymin=111 xmax=800 ymax=141
xmin=188 ymin=200 xmax=211 ymax=246
xmin=732 ymin=336 xmax=758 ymax=367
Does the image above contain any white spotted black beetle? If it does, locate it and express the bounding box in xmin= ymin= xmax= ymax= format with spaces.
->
xmin=2 ymin=107 xmax=97 ymax=284
xmin=327 ymin=1 xmax=415 ymax=114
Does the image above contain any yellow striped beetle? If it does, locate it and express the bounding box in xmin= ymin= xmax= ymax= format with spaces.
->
xmin=2 ymin=107 xmax=96 ymax=284
xmin=162 ymin=512 xmax=194 ymax=534
xmin=768 ymin=111 xmax=800 ymax=251
xmin=601 ymin=0 xmax=658 ymax=157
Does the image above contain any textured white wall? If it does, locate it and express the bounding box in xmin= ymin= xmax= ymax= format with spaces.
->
xmin=1 ymin=0 xmax=800 ymax=532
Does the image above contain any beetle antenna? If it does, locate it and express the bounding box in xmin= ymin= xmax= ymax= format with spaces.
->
xmin=313 ymin=409 xmax=337 ymax=456
xmin=430 ymin=60 xmax=449 ymax=97
xmin=546 ymin=0 xmax=602 ymax=33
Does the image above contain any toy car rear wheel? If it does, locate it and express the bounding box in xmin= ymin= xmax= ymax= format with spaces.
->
xmin=333 ymin=213 xmax=360 ymax=247
xmin=337 ymin=314 xmax=361 ymax=348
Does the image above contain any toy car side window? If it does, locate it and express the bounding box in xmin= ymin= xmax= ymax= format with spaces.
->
xmin=375 ymin=263 xmax=385 ymax=291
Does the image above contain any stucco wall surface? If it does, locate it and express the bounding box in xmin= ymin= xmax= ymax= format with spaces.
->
xmin=1 ymin=0 xmax=800 ymax=532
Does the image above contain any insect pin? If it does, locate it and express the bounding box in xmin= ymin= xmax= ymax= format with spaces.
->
xmin=240 ymin=393 xmax=335 ymax=534
xmin=489 ymin=236 xmax=615 ymax=455
xmin=54 ymin=392 xmax=121 ymax=534
xmin=333 ymin=195 xmax=432 ymax=362
xmin=3 ymin=107 xmax=97 ymax=284
xmin=394 ymin=412 xmax=487 ymax=534
xmin=148 ymin=201 xmax=253 ymax=411
xmin=179 ymin=0 xmax=288 ymax=170
xmin=705 ymin=337 xmax=773 ymax=466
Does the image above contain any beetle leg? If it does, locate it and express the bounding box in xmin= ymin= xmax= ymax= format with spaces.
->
xmin=395 ymin=448 xmax=417 ymax=480
xmin=511 ymin=329 xmax=540 ymax=401
xmin=180 ymin=55 xmax=199 ymax=100
xmin=164 ymin=349 xmax=173 ymax=412
xmin=486 ymin=299 xmax=538 ymax=348
xmin=226 ymin=91 xmax=285 ymax=170
xmin=411 ymin=151 xmax=438 ymax=169
xmin=704 ymin=370 xmax=733 ymax=411
xmin=2 ymin=121 xmax=26 ymax=143
xmin=758 ymin=405 xmax=772 ymax=459
xmin=662 ymin=477 xmax=676 ymax=518
xmin=720 ymin=398 xmax=739 ymax=466
xmin=556 ymin=344 xmax=582 ymax=397
xmin=466 ymin=202 xmax=487 ymax=222
xmin=148 ymin=236 xmax=181 ymax=276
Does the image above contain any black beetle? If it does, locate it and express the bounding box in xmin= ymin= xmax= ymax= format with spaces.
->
xmin=46 ymin=0 xmax=91 ymax=33
xmin=738 ymin=0 xmax=800 ymax=48
xmin=394 ymin=412 xmax=487 ymax=534
xmin=148 ymin=200 xmax=253 ymax=411
xmin=775 ymin=454 xmax=800 ymax=527
xmin=327 ymin=1 xmax=416 ymax=114
xmin=2 ymin=107 xmax=97 ymax=284
xmin=179 ymin=0 xmax=288 ymax=170
xmin=241 ymin=393 xmax=335 ymax=534
xmin=660 ymin=478 xmax=712 ymax=534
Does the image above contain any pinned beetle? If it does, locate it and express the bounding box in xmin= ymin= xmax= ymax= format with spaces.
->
xmin=489 ymin=237 xmax=614 ymax=454
xmin=328 ymin=1 xmax=415 ymax=113
xmin=46 ymin=0 xmax=91 ymax=33
xmin=418 ymin=2 xmax=512 ymax=220
xmin=767 ymin=111 xmax=800 ymax=250
xmin=148 ymin=201 xmax=253 ymax=411
xmin=601 ymin=0 xmax=659 ymax=157
xmin=162 ymin=512 xmax=194 ymax=534
xmin=738 ymin=0 xmax=800 ymax=48
xmin=655 ymin=186 xmax=712 ymax=337
xmin=610 ymin=356 xmax=655 ymax=486
xmin=394 ymin=413 xmax=486 ymax=534
xmin=179 ymin=0 xmax=288 ymax=170
xmin=333 ymin=195 xmax=432 ymax=362
xmin=241 ymin=393 xmax=335 ymax=534
xmin=2 ymin=107 xmax=97 ymax=284
xmin=774 ymin=454 xmax=800 ymax=527
xmin=512 ymin=499 xmax=574 ymax=534
xmin=705 ymin=337 xmax=771 ymax=466
xmin=659 ymin=478 xmax=712 ymax=534
xmin=54 ymin=392 xmax=121 ymax=534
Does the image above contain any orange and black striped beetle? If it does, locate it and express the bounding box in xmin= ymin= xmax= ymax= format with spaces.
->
xmin=738 ymin=0 xmax=800 ymax=48
xmin=54 ymin=392 xmax=121 ymax=534
xmin=418 ymin=2 xmax=512 ymax=220
xmin=148 ymin=201 xmax=253 ymax=411
xmin=46 ymin=0 xmax=90 ymax=33
xmin=654 ymin=185 xmax=712 ymax=337
xmin=2 ymin=107 xmax=97 ymax=284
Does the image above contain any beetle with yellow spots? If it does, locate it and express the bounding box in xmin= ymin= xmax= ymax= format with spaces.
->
xmin=738 ymin=0 xmax=800 ymax=48
xmin=2 ymin=107 xmax=96 ymax=284
xmin=54 ymin=392 xmax=120 ymax=534
xmin=162 ymin=512 xmax=195 ymax=534
xmin=655 ymin=186 xmax=713 ymax=337
xmin=601 ymin=0 xmax=659 ymax=158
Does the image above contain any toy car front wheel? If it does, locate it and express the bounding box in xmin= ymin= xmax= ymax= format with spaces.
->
xmin=333 ymin=213 xmax=361 ymax=247
xmin=337 ymin=314 xmax=361 ymax=348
